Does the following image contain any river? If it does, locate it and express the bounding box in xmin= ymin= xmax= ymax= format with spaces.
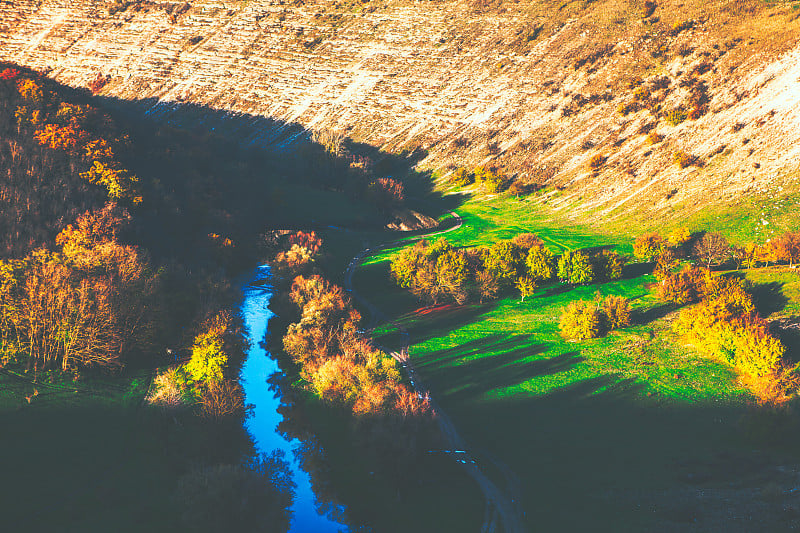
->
xmin=239 ymin=265 xmax=350 ymax=532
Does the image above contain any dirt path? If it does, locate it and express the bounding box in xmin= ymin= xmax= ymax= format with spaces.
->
xmin=343 ymin=212 xmax=527 ymax=533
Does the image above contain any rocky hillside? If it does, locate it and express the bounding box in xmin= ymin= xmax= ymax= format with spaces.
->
xmin=2 ymin=0 xmax=799 ymax=228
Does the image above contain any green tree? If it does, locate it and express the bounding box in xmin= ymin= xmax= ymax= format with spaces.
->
xmin=558 ymin=251 xmax=594 ymax=284
xmin=559 ymin=300 xmax=602 ymax=340
xmin=516 ymin=276 xmax=537 ymax=302
xmin=483 ymin=241 xmax=523 ymax=287
xmin=526 ymin=245 xmax=556 ymax=281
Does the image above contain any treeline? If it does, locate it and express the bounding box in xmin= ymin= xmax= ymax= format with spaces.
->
xmin=639 ymin=228 xmax=800 ymax=403
xmin=272 ymin=231 xmax=438 ymax=482
xmin=390 ymin=233 xmax=626 ymax=304
xmin=634 ymin=228 xmax=800 ymax=271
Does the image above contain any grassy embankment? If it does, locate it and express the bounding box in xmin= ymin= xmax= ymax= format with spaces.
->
xmin=351 ymin=190 xmax=800 ymax=531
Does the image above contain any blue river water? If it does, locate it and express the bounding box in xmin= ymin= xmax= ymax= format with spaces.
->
xmin=239 ymin=265 xmax=349 ymax=532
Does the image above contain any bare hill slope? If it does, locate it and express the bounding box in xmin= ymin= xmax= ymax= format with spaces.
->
xmin=2 ymin=0 xmax=799 ymax=227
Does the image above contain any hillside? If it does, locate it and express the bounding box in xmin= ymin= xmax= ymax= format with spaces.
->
xmin=2 ymin=0 xmax=800 ymax=229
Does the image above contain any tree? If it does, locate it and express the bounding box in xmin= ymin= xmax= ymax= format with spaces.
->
xmin=633 ymin=232 xmax=665 ymax=261
xmin=593 ymin=250 xmax=626 ymax=281
xmin=483 ymin=240 xmax=523 ymax=287
xmin=186 ymin=312 xmax=231 ymax=384
xmin=667 ymin=227 xmax=692 ymax=247
xmin=693 ymin=232 xmax=731 ymax=269
xmin=526 ymin=245 xmax=556 ymax=281
xmin=435 ymin=249 xmax=469 ymax=304
xmin=656 ymin=264 xmax=706 ymax=304
xmin=558 ymin=251 xmax=594 ymax=284
xmin=559 ymin=300 xmax=602 ymax=340
xmin=602 ymin=295 xmax=631 ymax=329
xmin=774 ymin=231 xmax=800 ymax=267
xmin=516 ymin=276 xmax=537 ymax=302
xmin=475 ymin=269 xmax=499 ymax=303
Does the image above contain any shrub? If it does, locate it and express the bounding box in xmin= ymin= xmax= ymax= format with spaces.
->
xmin=186 ymin=312 xmax=231 ymax=384
xmin=656 ymin=264 xmax=706 ymax=304
xmin=557 ymin=250 xmax=594 ymax=285
xmin=667 ymin=227 xmax=692 ymax=247
xmin=602 ymin=295 xmax=631 ymax=330
xmin=147 ymin=367 xmax=192 ymax=411
xmin=673 ymin=150 xmax=695 ymax=168
xmin=526 ymin=245 xmax=556 ymax=281
xmin=593 ymin=250 xmax=626 ymax=281
xmin=451 ymin=167 xmax=474 ymax=186
xmin=665 ymin=108 xmax=688 ymax=126
xmin=559 ymin=300 xmax=602 ymax=340
xmin=474 ymin=166 xmax=505 ymax=193
xmin=589 ymin=154 xmax=606 ymax=173
xmin=646 ymin=131 xmax=663 ymax=144
xmin=633 ymin=232 xmax=665 ymax=261
xmin=512 ymin=233 xmax=544 ymax=251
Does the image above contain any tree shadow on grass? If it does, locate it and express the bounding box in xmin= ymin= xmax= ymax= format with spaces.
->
xmin=393 ymin=303 xmax=493 ymax=346
xmin=750 ymin=281 xmax=789 ymax=317
xmin=414 ymin=334 xmax=585 ymax=403
xmin=631 ymin=302 xmax=678 ymax=326
xmin=622 ymin=261 xmax=653 ymax=280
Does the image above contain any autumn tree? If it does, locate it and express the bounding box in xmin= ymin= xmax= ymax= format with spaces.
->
xmin=693 ymin=232 xmax=731 ymax=269
xmin=774 ymin=231 xmax=800 ymax=267
xmin=557 ymin=250 xmax=594 ymax=285
xmin=516 ymin=276 xmax=537 ymax=302
xmin=633 ymin=232 xmax=665 ymax=261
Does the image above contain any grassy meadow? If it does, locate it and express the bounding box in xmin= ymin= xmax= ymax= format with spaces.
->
xmin=350 ymin=191 xmax=800 ymax=531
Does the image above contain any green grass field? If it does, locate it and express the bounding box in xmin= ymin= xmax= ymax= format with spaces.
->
xmin=350 ymin=193 xmax=800 ymax=531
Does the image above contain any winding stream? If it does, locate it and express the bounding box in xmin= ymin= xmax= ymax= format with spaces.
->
xmin=239 ymin=265 xmax=349 ymax=532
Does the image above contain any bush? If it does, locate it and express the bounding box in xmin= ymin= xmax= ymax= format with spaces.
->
xmin=602 ymin=295 xmax=631 ymax=330
xmin=512 ymin=233 xmax=544 ymax=251
xmin=656 ymin=264 xmax=706 ymax=304
xmin=186 ymin=312 xmax=231 ymax=384
xmin=557 ymin=250 xmax=594 ymax=285
xmin=665 ymin=108 xmax=688 ymax=126
xmin=633 ymin=232 xmax=664 ymax=261
xmin=589 ymin=154 xmax=606 ymax=173
xmin=450 ymin=167 xmax=474 ymax=186
xmin=646 ymin=132 xmax=663 ymax=144
xmin=474 ymin=166 xmax=505 ymax=193
xmin=526 ymin=245 xmax=556 ymax=281
xmin=559 ymin=300 xmax=602 ymax=340
xmin=673 ymin=150 xmax=695 ymax=168
xmin=593 ymin=250 xmax=625 ymax=281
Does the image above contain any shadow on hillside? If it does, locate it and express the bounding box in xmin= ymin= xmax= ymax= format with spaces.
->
xmin=44 ymin=87 xmax=466 ymax=264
